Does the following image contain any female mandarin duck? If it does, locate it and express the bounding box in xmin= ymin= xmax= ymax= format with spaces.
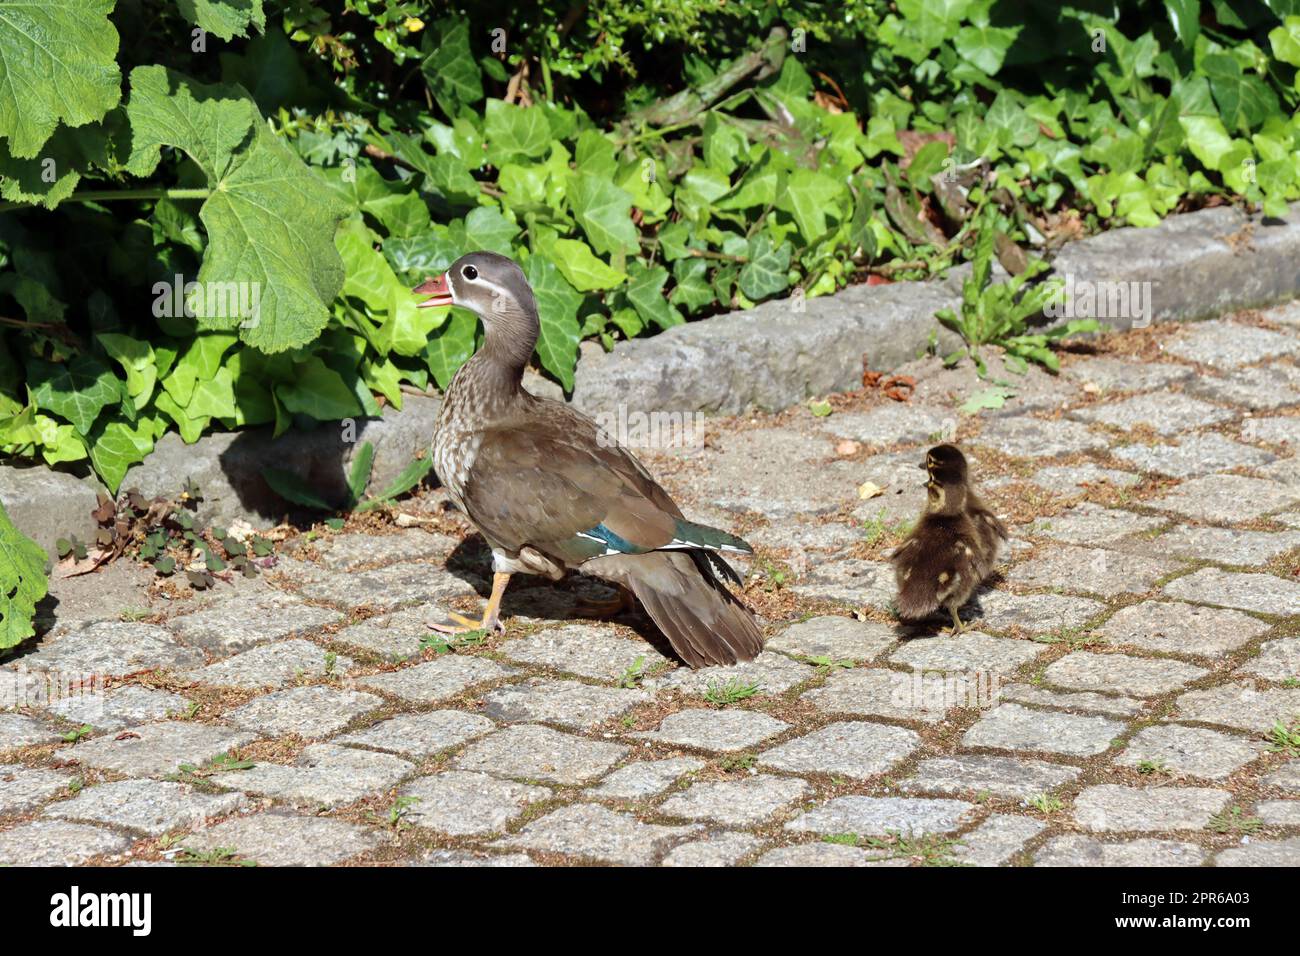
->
xmin=413 ymin=251 xmax=764 ymax=668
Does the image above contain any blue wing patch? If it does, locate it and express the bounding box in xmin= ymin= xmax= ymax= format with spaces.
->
xmin=577 ymin=523 xmax=647 ymax=556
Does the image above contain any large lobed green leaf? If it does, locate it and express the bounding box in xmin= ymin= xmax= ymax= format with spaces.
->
xmin=125 ymin=66 xmax=349 ymax=352
xmin=176 ymin=0 xmax=267 ymax=42
xmin=0 ymin=0 xmax=121 ymax=159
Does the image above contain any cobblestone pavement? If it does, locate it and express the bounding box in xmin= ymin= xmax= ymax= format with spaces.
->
xmin=4 ymin=303 xmax=1300 ymax=867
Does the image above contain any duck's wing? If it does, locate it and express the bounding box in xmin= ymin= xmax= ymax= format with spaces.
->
xmin=459 ymin=415 xmax=750 ymax=567
xmin=964 ymin=494 xmax=1009 ymax=571
xmin=460 ymin=414 xmax=763 ymax=668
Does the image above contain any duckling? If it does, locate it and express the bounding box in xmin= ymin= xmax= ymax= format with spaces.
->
xmin=890 ymin=444 xmax=1007 ymax=633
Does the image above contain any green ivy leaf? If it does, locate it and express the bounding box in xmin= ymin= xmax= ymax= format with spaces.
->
xmin=484 ymin=98 xmax=551 ymax=166
xmin=0 ymin=499 xmax=47 ymax=648
xmin=420 ymin=17 xmax=484 ymax=119
xmin=1178 ymin=115 xmax=1236 ymax=171
xmin=96 ymin=333 xmax=157 ymax=408
xmin=384 ymin=230 xmax=462 ymax=280
xmin=462 ymin=205 xmax=519 ymax=254
xmin=365 ymin=191 xmax=431 ymax=238
xmin=547 ymin=238 xmax=627 ymax=291
xmin=275 ymin=357 xmax=363 ymax=421
xmin=738 ymin=235 xmax=793 ymax=301
xmin=337 ymin=217 xmax=442 ymax=357
xmin=670 ymin=257 xmax=713 ymax=313
xmin=985 ymin=91 xmax=1039 ymax=150
xmin=424 ymin=307 xmax=478 ymax=389
xmin=162 ymin=333 xmax=238 ymax=407
xmin=1204 ymin=55 xmax=1279 ymax=132
xmin=717 ymin=151 xmax=786 ymax=210
xmin=626 ymin=263 xmax=684 ymax=331
xmin=896 ymin=0 xmax=971 ymax=52
xmin=1164 ymin=0 xmax=1200 ymax=50
xmin=778 ymin=168 xmax=846 ymax=241
xmin=87 ymin=417 xmax=156 ymax=494
xmin=1269 ymin=16 xmax=1300 ymax=67
xmin=524 ymin=256 xmax=582 ymax=391
xmin=0 ymin=0 xmax=122 ymax=159
xmin=28 ymin=355 xmax=122 ymax=436
xmin=568 ymin=174 xmax=639 ymax=256
xmin=953 ymin=23 xmax=1018 ymax=75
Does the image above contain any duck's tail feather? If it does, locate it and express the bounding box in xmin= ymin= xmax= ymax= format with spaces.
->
xmin=617 ymin=549 xmax=764 ymax=668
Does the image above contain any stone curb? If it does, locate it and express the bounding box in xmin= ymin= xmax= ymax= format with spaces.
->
xmin=4 ymin=202 xmax=1300 ymax=547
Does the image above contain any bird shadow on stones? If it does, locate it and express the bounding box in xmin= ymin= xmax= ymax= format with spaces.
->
xmin=441 ymin=534 xmax=682 ymax=660
xmin=891 ymin=586 xmax=993 ymax=641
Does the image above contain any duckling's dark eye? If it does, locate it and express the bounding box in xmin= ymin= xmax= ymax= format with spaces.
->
xmin=462 ymin=265 xmax=478 ymax=280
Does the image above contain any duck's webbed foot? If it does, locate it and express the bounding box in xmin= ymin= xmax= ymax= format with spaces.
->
xmin=427 ymin=572 xmax=510 ymax=634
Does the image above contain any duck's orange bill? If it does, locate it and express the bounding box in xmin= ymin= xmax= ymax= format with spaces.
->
xmin=413 ymin=273 xmax=453 ymax=308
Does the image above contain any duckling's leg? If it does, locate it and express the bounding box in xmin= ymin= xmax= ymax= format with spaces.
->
xmin=429 ymin=572 xmax=511 ymax=634
xmin=946 ymin=603 xmax=966 ymax=635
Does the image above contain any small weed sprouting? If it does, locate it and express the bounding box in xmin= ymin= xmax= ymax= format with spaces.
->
xmin=60 ymin=724 xmax=93 ymax=744
xmin=758 ymin=558 xmax=788 ymax=592
xmin=863 ymin=831 xmax=966 ymax=867
xmin=420 ymin=630 xmax=488 ymax=654
xmin=1027 ymin=792 xmax=1063 ymax=814
xmin=617 ymin=656 xmax=647 ymax=689
xmin=802 ymin=655 xmax=854 ymax=675
xmin=704 ymin=677 xmax=761 ymax=705
xmin=718 ymin=752 xmax=757 ymax=773
xmin=1207 ymin=806 xmax=1264 ymax=835
xmin=1266 ymin=720 xmax=1300 ymax=756
xmin=860 ymin=509 xmax=914 ymax=547
xmin=382 ymin=795 xmax=421 ymax=830
xmin=936 ymin=206 xmax=1098 ymax=376
xmin=822 ymin=833 xmax=859 ymax=846
xmin=1033 ymin=624 xmax=1098 ymax=648
xmin=1135 ymin=759 xmax=1170 ymax=776
xmin=177 ymin=752 xmax=255 ymax=781
xmin=178 ymin=846 xmax=258 ymax=867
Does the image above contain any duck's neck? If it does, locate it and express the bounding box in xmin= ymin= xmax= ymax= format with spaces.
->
xmin=450 ymin=307 xmax=539 ymax=415
xmin=926 ymin=482 xmax=968 ymax=516
xmin=479 ymin=310 xmax=538 ymax=382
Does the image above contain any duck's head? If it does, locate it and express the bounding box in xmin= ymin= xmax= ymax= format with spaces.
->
xmin=413 ymin=251 xmax=538 ymax=367
xmin=920 ymin=443 xmax=969 ymax=513
xmin=414 ymin=251 xmax=537 ymax=326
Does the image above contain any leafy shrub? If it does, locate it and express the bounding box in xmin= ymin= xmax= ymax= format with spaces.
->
xmin=1 ymin=0 xmax=1299 ymax=498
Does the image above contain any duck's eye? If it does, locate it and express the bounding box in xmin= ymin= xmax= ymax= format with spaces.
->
xmin=462 ymin=265 xmax=478 ymax=280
